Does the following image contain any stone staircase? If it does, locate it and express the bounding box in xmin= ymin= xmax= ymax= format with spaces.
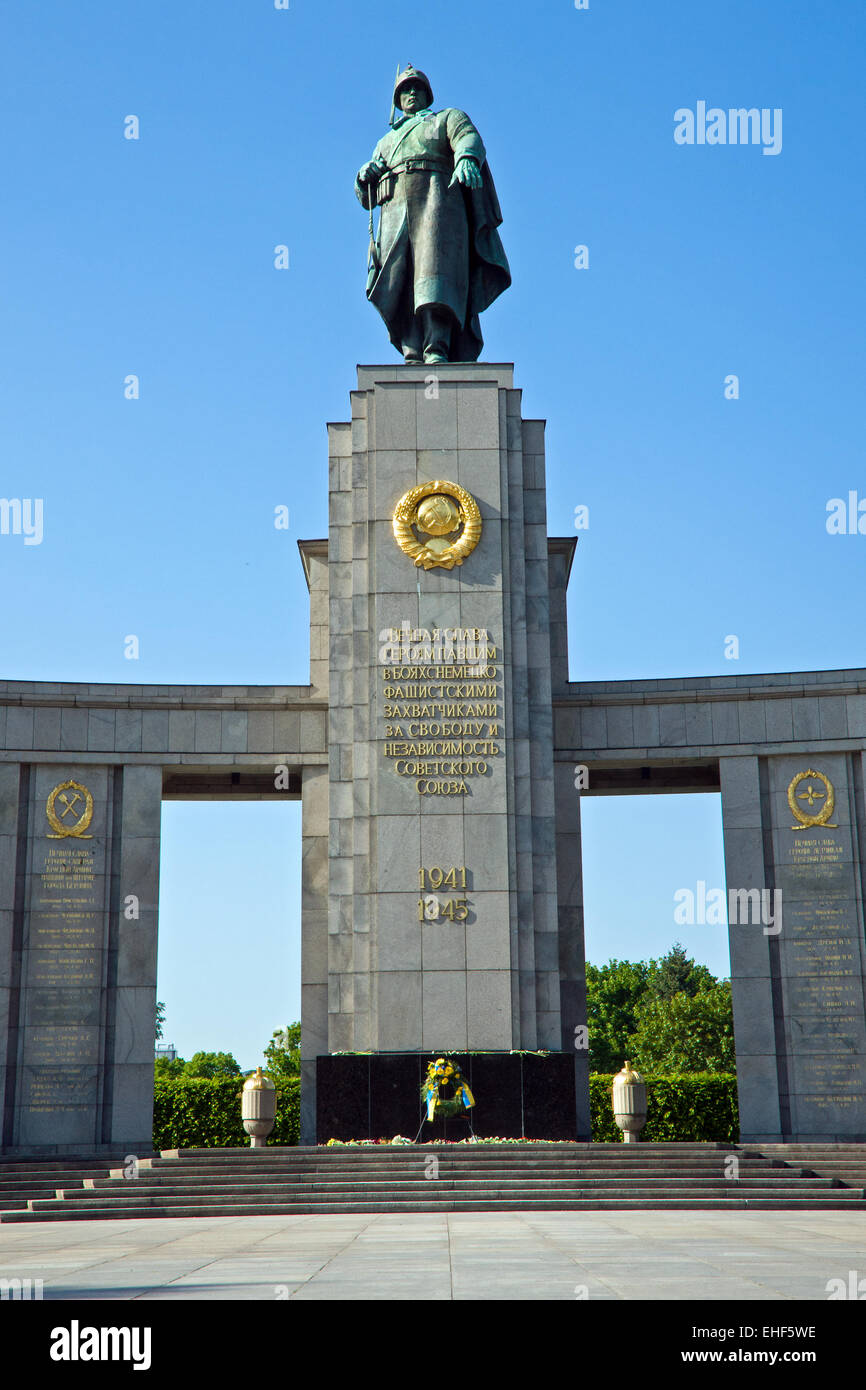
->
xmin=0 ymin=1160 xmax=117 ymax=1217
xmin=2 ymin=1142 xmax=866 ymax=1221
xmin=752 ymin=1144 xmax=866 ymax=1187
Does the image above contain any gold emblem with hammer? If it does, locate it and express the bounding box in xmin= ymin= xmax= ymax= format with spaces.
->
xmin=46 ymin=779 xmax=94 ymax=839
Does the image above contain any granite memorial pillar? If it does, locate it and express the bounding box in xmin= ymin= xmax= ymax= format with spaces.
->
xmin=310 ymin=363 xmax=574 ymax=1136
xmin=0 ymin=761 xmax=160 ymax=1156
xmin=722 ymin=753 xmax=866 ymax=1141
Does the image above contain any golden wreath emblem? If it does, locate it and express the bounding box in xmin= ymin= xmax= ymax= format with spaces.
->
xmin=46 ymin=780 xmax=94 ymax=839
xmin=786 ymin=768 xmax=837 ymax=830
xmin=392 ymin=481 xmax=482 ymax=571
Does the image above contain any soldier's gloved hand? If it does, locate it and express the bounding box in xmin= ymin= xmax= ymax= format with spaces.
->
xmin=449 ymin=157 xmax=482 ymax=189
xmin=358 ymin=158 xmax=386 ymax=184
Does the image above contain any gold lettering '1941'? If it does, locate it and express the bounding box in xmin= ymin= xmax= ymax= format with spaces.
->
xmin=419 ymin=866 xmax=468 ymax=890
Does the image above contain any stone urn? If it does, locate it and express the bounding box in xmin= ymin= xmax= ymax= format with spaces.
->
xmin=242 ymin=1066 xmax=277 ymax=1148
xmin=611 ymin=1060 xmax=647 ymax=1143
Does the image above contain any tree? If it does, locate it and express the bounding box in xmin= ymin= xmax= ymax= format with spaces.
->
xmin=154 ymin=1054 xmax=185 ymax=1080
xmin=263 ymin=1023 xmax=301 ymax=1085
xmin=630 ymin=983 xmax=735 ymax=1074
xmin=155 ymin=1000 xmax=166 ymax=1041
xmin=648 ymin=943 xmax=716 ymax=1002
xmin=584 ymin=959 xmax=651 ymax=1072
xmin=182 ymin=1051 xmax=242 ymax=1079
xmin=586 ymin=947 xmax=733 ymax=1073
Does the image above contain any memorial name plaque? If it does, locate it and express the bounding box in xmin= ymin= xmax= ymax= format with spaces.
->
xmin=16 ymin=768 xmax=109 ymax=1146
xmin=772 ymin=757 xmax=866 ymax=1136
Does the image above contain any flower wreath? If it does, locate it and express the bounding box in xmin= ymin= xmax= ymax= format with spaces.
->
xmin=421 ymin=1057 xmax=475 ymax=1121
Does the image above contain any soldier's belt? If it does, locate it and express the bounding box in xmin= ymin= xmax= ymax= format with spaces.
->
xmin=376 ymin=158 xmax=451 ymax=204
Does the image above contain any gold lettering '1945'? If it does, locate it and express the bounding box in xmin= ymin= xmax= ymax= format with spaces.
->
xmin=419 ymin=896 xmax=469 ymax=922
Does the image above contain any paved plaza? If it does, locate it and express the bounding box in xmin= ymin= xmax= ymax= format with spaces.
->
xmin=2 ymin=1211 xmax=865 ymax=1300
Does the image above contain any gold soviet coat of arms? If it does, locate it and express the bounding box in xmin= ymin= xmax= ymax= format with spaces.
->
xmin=392 ymin=481 xmax=481 ymax=570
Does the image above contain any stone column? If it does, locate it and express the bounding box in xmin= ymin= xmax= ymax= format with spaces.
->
xmin=108 ymin=764 xmax=161 ymax=1150
xmin=554 ymin=760 xmax=591 ymax=1138
xmin=768 ymin=752 xmax=866 ymax=1139
xmin=0 ymin=762 xmax=160 ymax=1157
xmin=300 ymin=764 xmax=328 ymax=1145
xmin=722 ymin=752 xmax=866 ymax=1140
xmin=326 ymin=365 xmax=562 ymax=1060
xmin=0 ymin=762 xmax=23 ymax=1148
xmin=720 ymin=755 xmax=783 ymax=1141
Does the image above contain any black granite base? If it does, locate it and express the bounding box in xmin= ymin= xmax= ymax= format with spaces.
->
xmin=316 ymin=1053 xmax=582 ymax=1142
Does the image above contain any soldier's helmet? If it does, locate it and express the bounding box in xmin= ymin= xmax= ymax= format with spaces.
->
xmin=393 ymin=65 xmax=434 ymax=111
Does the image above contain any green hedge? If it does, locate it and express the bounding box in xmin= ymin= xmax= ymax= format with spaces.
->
xmin=153 ymin=1078 xmax=300 ymax=1150
xmin=590 ymin=1073 xmax=738 ymax=1143
xmin=152 ymin=1073 xmax=737 ymax=1148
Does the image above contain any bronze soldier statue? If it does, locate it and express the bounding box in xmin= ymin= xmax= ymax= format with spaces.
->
xmin=355 ymin=66 xmax=511 ymax=364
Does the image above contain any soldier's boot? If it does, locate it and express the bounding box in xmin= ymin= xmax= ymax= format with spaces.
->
xmin=401 ymin=315 xmax=423 ymax=363
xmin=421 ymin=307 xmax=452 ymax=363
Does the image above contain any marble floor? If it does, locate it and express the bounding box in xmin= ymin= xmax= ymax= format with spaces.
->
xmin=1 ymin=1210 xmax=865 ymax=1300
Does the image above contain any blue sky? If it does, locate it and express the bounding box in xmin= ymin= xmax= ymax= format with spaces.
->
xmin=2 ymin=2 xmax=863 ymax=1065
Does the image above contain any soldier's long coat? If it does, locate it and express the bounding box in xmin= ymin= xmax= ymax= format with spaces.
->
xmin=355 ymin=108 xmax=511 ymax=361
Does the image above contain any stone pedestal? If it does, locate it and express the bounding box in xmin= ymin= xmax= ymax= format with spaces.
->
xmin=316 ymin=1052 xmax=577 ymax=1142
xmin=304 ymin=363 xmax=571 ymax=1140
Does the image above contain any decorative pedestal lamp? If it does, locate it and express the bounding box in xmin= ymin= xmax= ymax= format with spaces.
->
xmin=242 ymin=1067 xmax=277 ymax=1149
xmin=612 ymin=1061 xmax=647 ymax=1143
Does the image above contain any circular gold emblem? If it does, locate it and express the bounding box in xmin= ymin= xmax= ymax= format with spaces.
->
xmin=392 ymin=481 xmax=482 ymax=570
xmin=786 ymin=768 xmax=837 ymax=830
xmin=46 ymin=780 xmax=94 ymax=839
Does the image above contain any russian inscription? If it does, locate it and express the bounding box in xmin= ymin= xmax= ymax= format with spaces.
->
xmin=775 ymin=783 xmax=866 ymax=1118
xmin=20 ymin=776 xmax=107 ymax=1141
xmin=380 ymin=626 xmax=502 ymax=794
